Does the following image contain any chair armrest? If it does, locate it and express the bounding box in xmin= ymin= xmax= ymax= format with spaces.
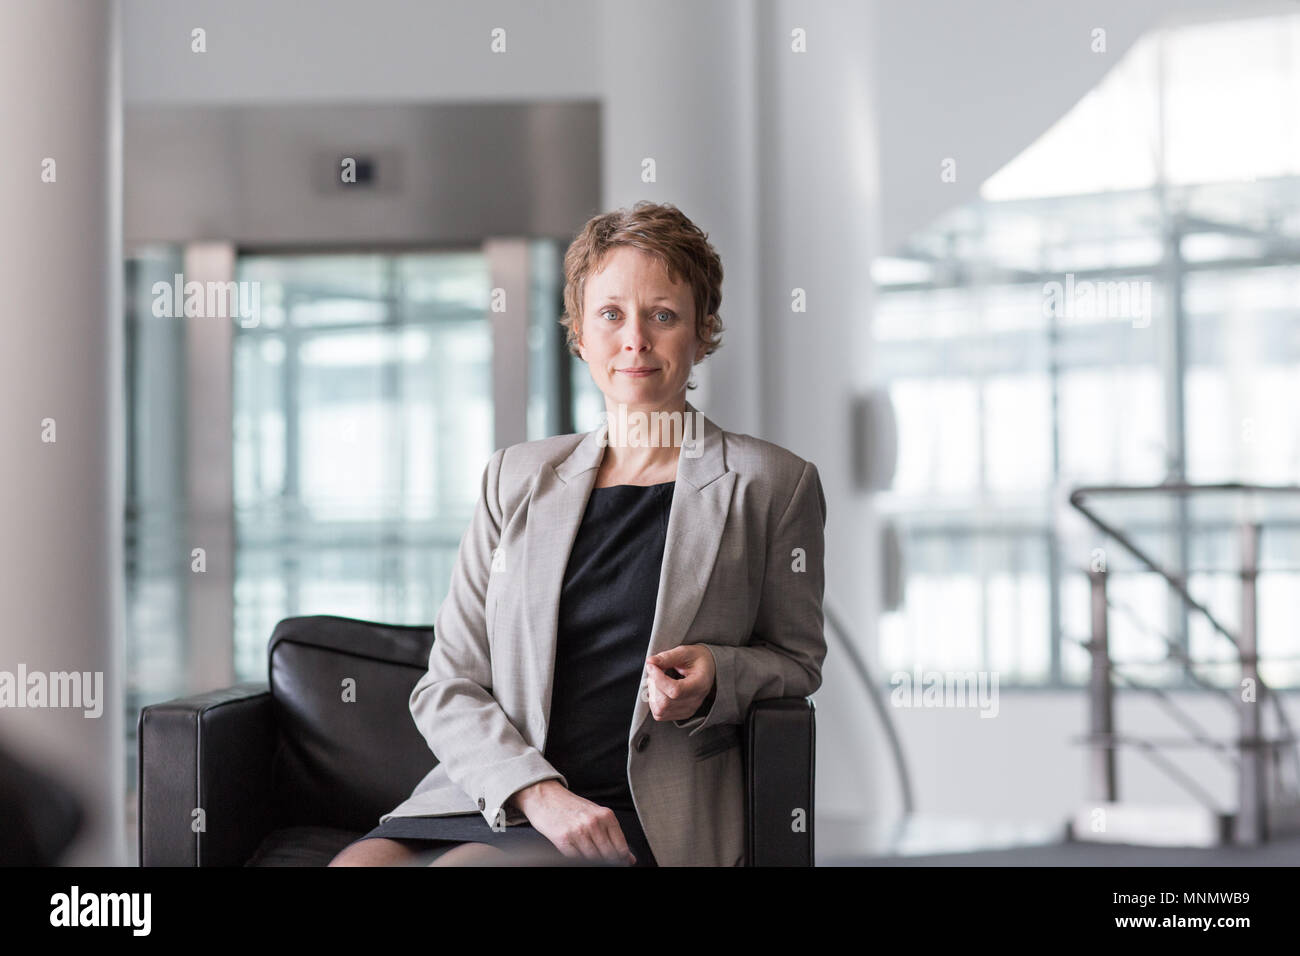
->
xmin=138 ymin=683 xmax=276 ymax=866
xmin=744 ymin=696 xmax=815 ymax=866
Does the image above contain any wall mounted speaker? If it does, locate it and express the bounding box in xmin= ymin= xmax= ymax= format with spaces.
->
xmin=851 ymin=387 xmax=898 ymax=492
xmin=881 ymin=519 xmax=905 ymax=613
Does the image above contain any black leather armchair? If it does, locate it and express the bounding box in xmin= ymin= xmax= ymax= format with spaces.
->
xmin=138 ymin=615 xmax=815 ymax=866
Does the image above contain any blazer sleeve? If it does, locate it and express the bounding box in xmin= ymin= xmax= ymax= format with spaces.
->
xmin=408 ymin=446 xmax=568 ymax=827
xmin=673 ymin=458 xmax=828 ymax=735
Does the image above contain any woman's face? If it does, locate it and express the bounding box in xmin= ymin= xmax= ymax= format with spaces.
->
xmin=576 ymin=246 xmax=708 ymax=414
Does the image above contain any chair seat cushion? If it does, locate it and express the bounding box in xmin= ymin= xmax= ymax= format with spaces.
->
xmin=245 ymin=826 xmax=364 ymax=867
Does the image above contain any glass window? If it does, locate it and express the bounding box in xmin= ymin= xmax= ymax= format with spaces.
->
xmin=876 ymin=10 xmax=1300 ymax=688
xmin=232 ymin=251 xmax=493 ymax=682
xmin=528 ymin=239 xmax=570 ymax=440
xmin=123 ymin=245 xmax=190 ymax=788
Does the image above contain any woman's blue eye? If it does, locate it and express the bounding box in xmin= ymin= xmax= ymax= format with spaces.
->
xmin=600 ymin=309 xmax=675 ymax=322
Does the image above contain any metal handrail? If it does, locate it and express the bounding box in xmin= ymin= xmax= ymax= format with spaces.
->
xmin=1069 ymin=481 xmax=1300 ymax=842
xmin=1069 ymin=483 xmax=1300 ymax=748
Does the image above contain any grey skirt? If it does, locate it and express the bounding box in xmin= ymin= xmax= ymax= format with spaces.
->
xmin=356 ymin=806 xmax=658 ymax=867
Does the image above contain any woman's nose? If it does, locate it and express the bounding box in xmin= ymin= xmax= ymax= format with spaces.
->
xmin=621 ymin=315 xmax=652 ymax=350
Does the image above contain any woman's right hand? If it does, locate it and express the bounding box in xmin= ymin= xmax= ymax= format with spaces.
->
xmin=510 ymin=780 xmax=636 ymax=866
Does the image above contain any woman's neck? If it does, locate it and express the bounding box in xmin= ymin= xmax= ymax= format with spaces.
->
xmin=596 ymin=398 xmax=692 ymax=484
xmin=594 ymin=443 xmax=680 ymax=487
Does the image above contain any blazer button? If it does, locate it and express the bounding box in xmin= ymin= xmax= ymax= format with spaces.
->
xmin=634 ymin=733 xmax=649 ymax=752
xmin=477 ymin=797 xmax=486 ymax=810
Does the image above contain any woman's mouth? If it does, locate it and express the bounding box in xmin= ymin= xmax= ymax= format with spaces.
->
xmin=618 ymin=367 xmax=659 ymax=377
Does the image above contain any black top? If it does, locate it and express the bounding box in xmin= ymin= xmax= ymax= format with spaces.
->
xmin=542 ymin=480 xmax=675 ymax=813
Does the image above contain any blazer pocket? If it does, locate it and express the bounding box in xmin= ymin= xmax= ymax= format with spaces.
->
xmin=692 ymin=725 xmax=740 ymax=761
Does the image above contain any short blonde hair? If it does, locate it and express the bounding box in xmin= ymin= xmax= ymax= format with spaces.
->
xmin=560 ymin=201 xmax=725 ymax=367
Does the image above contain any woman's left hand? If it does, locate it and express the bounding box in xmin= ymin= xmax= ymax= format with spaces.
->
xmin=643 ymin=645 xmax=717 ymax=721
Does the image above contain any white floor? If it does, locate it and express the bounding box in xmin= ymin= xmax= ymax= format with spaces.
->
xmin=818 ymin=810 xmax=1300 ymax=865
xmin=126 ymin=800 xmax=1300 ymax=866
xmin=818 ymin=811 xmax=1063 ymax=864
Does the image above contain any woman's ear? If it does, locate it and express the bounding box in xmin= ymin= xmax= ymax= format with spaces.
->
xmin=695 ymin=328 xmax=710 ymax=363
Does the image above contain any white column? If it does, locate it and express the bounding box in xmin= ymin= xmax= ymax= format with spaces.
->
xmin=485 ymin=238 xmax=532 ymax=450
xmin=598 ymin=0 xmax=763 ymax=438
xmin=183 ymin=243 xmax=236 ymax=693
xmin=0 ymin=0 xmax=125 ymax=865
xmin=756 ymin=0 xmax=883 ymax=822
xmin=600 ymin=0 xmax=884 ymax=835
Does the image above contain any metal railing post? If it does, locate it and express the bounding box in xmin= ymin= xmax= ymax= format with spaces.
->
xmin=1236 ymin=521 xmax=1265 ymax=845
xmin=1088 ymin=568 xmax=1117 ymax=803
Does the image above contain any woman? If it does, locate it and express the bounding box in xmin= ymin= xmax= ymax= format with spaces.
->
xmin=329 ymin=201 xmax=826 ymax=867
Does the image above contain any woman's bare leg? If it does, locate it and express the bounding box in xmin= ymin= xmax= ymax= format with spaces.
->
xmin=427 ymin=841 xmax=510 ymax=866
xmin=327 ymin=837 xmax=429 ymax=867
xmin=330 ymin=837 xmax=569 ymax=867
xmin=430 ymin=841 xmax=570 ymax=866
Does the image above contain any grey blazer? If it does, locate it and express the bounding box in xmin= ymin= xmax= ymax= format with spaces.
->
xmin=379 ymin=400 xmax=827 ymax=866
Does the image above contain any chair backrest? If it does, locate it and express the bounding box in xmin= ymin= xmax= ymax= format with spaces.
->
xmin=266 ymin=615 xmax=438 ymax=831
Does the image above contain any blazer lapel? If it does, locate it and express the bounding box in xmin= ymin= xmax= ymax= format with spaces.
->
xmin=629 ymin=402 xmax=735 ymax=742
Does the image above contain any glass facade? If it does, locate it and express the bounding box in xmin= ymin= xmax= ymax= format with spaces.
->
xmin=875 ymin=12 xmax=1300 ymax=689
xmin=123 ymin=245 xmax=190 ymax=788
xmin=232 ymin=250 xmax=492 ymax=680
xmin=123 ymin=242 xmax=571 ymax=730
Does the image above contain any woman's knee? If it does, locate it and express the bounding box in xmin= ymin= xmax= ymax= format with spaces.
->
xmin=427 ymin=841 xmax=510 ymax=866
xmin=328 ymin=837 xmax=424 ymax=867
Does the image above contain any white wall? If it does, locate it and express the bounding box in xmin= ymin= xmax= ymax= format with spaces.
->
xmin=123 ymin=0 xmax=601 ymax=103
